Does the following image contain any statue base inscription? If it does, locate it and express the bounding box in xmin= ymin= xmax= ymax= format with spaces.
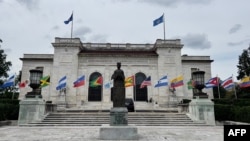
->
xmin=110 ymin=107 xmax=128 ymax=126
xmin=99 ymin=124 xmax=138 ymax=140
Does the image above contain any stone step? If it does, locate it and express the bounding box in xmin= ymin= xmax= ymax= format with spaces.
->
xmin=20 ymin=112 xmax=208 ymax=127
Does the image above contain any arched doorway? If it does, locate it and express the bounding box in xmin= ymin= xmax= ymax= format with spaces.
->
xmin=134 ymin=72 xmax=148 ymax=101
xmin=88 ymin=72 xmax=102 ymax=101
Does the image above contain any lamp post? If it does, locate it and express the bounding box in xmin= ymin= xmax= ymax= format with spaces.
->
xmin=192 ymin=71 xmax=208 ymax=98
xmin=25 ymin=69 xmax=43 ymax=98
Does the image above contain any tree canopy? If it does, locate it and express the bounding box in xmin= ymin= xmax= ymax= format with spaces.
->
xmin=0 ymin=41 xmax=12 ymax=85
xmin=237 ymin=47 xmax=250 ymax=80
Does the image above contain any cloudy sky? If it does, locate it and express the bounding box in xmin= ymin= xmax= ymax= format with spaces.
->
xmin=0 ymin=0 xmax=250 ymax=82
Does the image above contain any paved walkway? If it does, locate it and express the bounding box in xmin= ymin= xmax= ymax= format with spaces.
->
xmin=0 ymin=125 xmax=223 ymax=141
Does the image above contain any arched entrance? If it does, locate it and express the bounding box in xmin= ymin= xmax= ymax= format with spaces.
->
xmin=134 ymin=72 xmax=148 ymax=101
xmin=88 ymin=72 xmax=102 ymax=101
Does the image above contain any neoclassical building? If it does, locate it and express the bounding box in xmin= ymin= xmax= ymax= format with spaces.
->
xmin=19 ymin=37 xmax=213 ymax=109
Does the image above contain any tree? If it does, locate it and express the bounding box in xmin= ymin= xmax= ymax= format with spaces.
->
xmin=0 ymin=40 xmax=12 ymax=85
xmin=237 ymin=47 xmax=250 ymax=80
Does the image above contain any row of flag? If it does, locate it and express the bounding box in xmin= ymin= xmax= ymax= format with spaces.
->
xmin=2 ymin=74 xmax=250 ymax=91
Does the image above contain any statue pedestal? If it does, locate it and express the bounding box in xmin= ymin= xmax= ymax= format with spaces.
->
xmin=99 ymin=124 xmax=138 ymax=140
xmin=100 ymin=107 xmax=138 ymax=140
xmin=110 ymin=107 xmax=128 ymax=125
xmin=18 ymin=97 xmax=45 ymax=125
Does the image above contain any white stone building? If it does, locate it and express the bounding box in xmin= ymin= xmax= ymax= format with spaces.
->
xmin=19 ymin=37 xmax=213 ymax=109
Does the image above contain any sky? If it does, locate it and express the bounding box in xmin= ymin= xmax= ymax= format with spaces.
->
xmin=0 ymin=0 xmax=250 ymax=82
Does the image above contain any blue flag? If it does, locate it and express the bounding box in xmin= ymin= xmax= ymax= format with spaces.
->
xmin=153 ymin=14 xmax=164 ymax=26
xmin=56 ymin=76 xmax=67 ymax=90
xmin=154 ymin=76 xmax=168 ymax=87
xmin=1 ymin=75 xmax=15 ymax=88
xmin=64 ymin=13 xmax=73 ymax=24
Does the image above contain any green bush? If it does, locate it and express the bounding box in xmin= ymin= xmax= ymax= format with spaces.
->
xmin=0 ymin=100 xmax=20 ymax=121
xmin=231 ymin=106 xmax=250 ymax=123
xmin=214 ymin=104 xmax=233 ymax=121
xmin=232 ymin=99 xmax=250 ymax=106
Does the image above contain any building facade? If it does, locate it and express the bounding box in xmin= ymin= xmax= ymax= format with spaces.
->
xmin=19 ymin=38 xmax=213 ymax=109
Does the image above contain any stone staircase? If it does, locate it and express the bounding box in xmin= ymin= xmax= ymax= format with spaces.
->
xmin=19 ymin=112 xmax=208 ymax=126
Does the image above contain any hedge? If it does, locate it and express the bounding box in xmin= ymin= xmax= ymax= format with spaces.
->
xmin=0 ymin=100 xmax=20 ymax=121
xmin=214 ymin=104 xmax=250 ymax=123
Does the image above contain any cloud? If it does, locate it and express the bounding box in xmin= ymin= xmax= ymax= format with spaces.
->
xmin=74 ymin=26 xmax=92 ymax=40
xmin=89 ymin=34 xmax=108 ymax=43
xmin=228 ymin=38 xmax=250 ymax=46
xmin=16 ymin=0 xmax=39 ymax=10
xmin=229 ymin=24 xmax=242 ymax=34
xmin=181 ymin=33 xmax=211 ymax=49
xmin=51 ymin=26 xmax=60 ymax=31
xmin=138 ymin=0 xmax=212 ymax=7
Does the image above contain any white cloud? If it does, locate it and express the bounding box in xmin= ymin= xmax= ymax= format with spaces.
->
xmin=181 ymin=33 xmax=211 ymax=49
xmin=229 ymin=24 xmax=242 ymax=34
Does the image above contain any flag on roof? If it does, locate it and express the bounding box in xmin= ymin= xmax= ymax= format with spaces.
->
xmin=140 ymin=76 xmax=151 ymax=88
xmin=64 ymin=13 xmax=73 ymax=24
xmin=104 ymin=80 xmax=113 ymax=89
xmin=125 ymin=75 xmax=134 ymax=87
xmin=56 ymin=76 xmax=67 ymax=90
xmin=221 ymin=76 xmax=234 ymax=89
xmin=73 ymin=75 xmax=85 ymax=88
xmin=90 ymin=76 xmax=103 ymax=87
xmin=170 ymin=75 xmax=184 ymax=88
xmin=40 ymin=75 xmax=50 ymax=88
xmin=205 ymin=77 xmax=219 ymax=88
xmin=1 ymin=75 xmax=15 ymax=88
xmin=155 ymin=76 xmax=168 ymax=87
xmin=239 ymin=76 xmax=250 ymax=88
xmin=153 ymin=14 xmax=164 ymax=26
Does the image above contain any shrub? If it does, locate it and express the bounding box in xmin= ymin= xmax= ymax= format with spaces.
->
xmin=214 ymin=104 xmax=233 ymax=121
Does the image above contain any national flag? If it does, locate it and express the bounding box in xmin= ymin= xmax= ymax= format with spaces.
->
xmin=140 ymin=76 xmax=151 ymax=88
xmin=40 ymin=75 xmax=50 ymax=88
xmin=239 ymin=76 xmax=250 ymax=88
xmin=125 ymin=75 xmax=134 ymax=87
xmin=19 ymin=80 xmax=29 ymax=88
xmin=170 ymin=75 xmax=184 ymax=88
xmin=154 ymin=76 xmax=168 ymax=87
xmin=73 ymin=75 xmax=85 ymax=88
xmin=1 ymin=75 xmax=15 ymax=88
xmin=221 ymin=76 xmax=234 ymax=89
xmin=205 ymin=77 xmax=219 ymax=88
xmin=104 ymin=80 xmax=113 ymax=89
xmin=89 ymin=76 xmax=103 ymax=87
xmin=153 ymin=14 xmax=164 ymax=26
xmin=64 ymin=13 xmax=73 ymax=24
xmin=56 ymin=76 xmax=67 ymax=90
xmin=187 ymin=79 xmax=196 ymax=90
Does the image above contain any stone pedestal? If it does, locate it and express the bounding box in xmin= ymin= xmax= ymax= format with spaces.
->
xmin=100 ymin=107 xmax=138 ymax=140
xmin=18 ymin=97 xmax=45 ymax=125
xmin=110 ymin=107 xmax=128 ymax=126
xmin=99 ymin=124 xmax=138 ymax=140
xmin=187 ymin=98 xmax=215 ymax=125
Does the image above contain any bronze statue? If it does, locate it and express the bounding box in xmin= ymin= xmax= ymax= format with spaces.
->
xmin=111 ymin=62 xmax=125 ymax=107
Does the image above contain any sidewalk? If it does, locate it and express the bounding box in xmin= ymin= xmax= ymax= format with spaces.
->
xmin=0 ymin=126 xmax=223 ymax=141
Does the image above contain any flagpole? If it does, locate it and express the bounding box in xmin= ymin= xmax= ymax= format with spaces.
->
xmin=217 ymin=75 xmax=220 ymax=99
xmin=134 ymin=75 xmax=136 ymax=112
xmin=71 ymin=11 xmax=74 ymax=39
xmin=232 ymin=74 xmax=237 ymax=99
xmin=100 ymin=77 xmax=103 ymax=112
xmin=163 ymin=13 xmax=166 ymax=41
